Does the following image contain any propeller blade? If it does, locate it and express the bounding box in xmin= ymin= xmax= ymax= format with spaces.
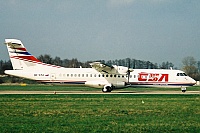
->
xmin=127 ymin=58 xmax=131 ymax=84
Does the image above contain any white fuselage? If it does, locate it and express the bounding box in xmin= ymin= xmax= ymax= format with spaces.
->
xmin=5 ymin=67 xmax=196 ymax=89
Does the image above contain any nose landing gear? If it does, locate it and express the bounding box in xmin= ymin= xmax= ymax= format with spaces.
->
xmin=181 ymin=87 xmax=186 ymax=93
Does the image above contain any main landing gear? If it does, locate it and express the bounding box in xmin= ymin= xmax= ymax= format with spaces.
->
xmin=102 ymin=85 xmax=113 ymax=93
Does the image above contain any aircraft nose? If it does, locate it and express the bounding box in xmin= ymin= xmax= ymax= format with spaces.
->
xmin=190 ymin=78 xmax=196 ymax=85
xmin=186 ymin=77 xmax=196 ymax=85
xmin=192 ymin=79 xmax=196 ymax=84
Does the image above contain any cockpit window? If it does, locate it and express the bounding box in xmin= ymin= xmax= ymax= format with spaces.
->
xmin=177 ymin=73 xmax=187 ymax=76
xmin=180 ymin=73 xmax=184 ymax=76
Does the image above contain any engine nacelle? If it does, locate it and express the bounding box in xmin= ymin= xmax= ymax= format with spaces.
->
xmin=113 ymin=65 xmax=128 ymax=74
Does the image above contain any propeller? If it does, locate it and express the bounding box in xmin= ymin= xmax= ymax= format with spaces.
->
xmin=127 ymin=58 xmax=132 ymax=85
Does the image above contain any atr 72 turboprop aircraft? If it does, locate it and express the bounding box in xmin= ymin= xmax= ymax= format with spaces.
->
xmin=4 ymin=39 xmax=196 ymax=92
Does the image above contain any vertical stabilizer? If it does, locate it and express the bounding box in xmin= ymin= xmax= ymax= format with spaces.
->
xmin=5 ymin=39 xmax=41 ymax=70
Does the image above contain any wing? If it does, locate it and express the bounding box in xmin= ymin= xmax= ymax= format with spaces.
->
xmin=90 ymin=62 xmax=117 ymax=74
xmin=90 ymin=62 xmax=134 ymax=75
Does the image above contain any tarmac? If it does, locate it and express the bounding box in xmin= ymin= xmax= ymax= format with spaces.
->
xmin=0 ymin=90 xmax=199 ymax=94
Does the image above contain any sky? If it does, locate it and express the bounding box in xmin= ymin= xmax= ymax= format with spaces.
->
xmin=0 ymin=0 xmax=200 ymax=68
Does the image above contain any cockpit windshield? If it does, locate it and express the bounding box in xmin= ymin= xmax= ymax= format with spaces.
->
xmin=177 ymin=73 xmax=187 ymax=76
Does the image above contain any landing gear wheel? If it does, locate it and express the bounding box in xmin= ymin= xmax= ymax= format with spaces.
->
xmin=102 ymin=88 xmax=108 ymax=93
xmin=102 ymin=86 xmax=112 ymax=93
xmin=181 ymin=87 xmax=186 ymax=93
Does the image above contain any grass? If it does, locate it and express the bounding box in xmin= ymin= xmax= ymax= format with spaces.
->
xmin=0 ymin=94 xmax=199 ymax=132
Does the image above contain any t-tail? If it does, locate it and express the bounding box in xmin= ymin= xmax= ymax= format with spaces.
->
xmin=5 ymin=39 xmax=42 ymax=70
xmin=5 ymin=39 xmax=62 ymax=70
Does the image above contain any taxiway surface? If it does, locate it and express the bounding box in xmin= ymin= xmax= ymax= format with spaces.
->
xmin=0 ymin=91 xmax=199 ymax=94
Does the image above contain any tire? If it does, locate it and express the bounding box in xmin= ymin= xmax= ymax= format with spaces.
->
xmin=182 ymin=90 xmax=186 ymax=93
xmin=102 ymin=86 xmax=112 ymax=92
xmin=102 ymin=87 xmax=108 ymax=93
xmin=181 ymin=87 xmax=186 ymax=93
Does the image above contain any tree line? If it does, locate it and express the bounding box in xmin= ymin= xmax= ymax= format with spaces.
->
xmin=0 ymin=55 xmax=200 ymax=81
xmin=37 ymin=54 xmax=176 ymax=69
xmin=182 ymin=56 xmax=200 ymax=81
